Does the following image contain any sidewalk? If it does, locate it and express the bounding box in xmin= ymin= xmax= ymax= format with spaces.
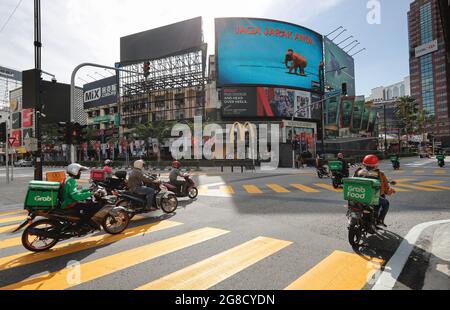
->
xmin=422 ymin=223 xmax=450 ymax=290
xmin=0 ymin=178 xmax=28 ymax=211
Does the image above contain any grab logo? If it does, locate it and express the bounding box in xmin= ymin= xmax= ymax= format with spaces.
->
xmin=34 ymin=196 xmax=52 ymax=202
xmin=348 ymin=186 xmax=366 ymax=200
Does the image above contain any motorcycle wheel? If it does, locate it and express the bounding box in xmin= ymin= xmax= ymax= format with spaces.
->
xmin=188 ymin=187 xmax=198 ymax=199
xmin=317 ymin=172 xmax=324 ymax=179
xmin=116 ymin=200 xmax=135 ymax=220
xmin=332 ymin=179 xmax=339 ymax=189
xmin=348 ymin=225 xmax=362 ymax=249
xmin=161 ymin=194 xmax=178 ymax=214
xmin=103 ymin=209 xmax=130 ymax=235
xmin=22 ymin=219 xmax=59 ymax=252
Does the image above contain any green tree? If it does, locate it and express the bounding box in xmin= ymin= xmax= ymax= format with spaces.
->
xmin=134 ymin=120 xmax=175 ymax=162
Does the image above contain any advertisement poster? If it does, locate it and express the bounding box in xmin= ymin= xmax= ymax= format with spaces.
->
xmin=11 ymin=130 xmax=21 ymax=147
xmin=11 ymin=112 xmax=21 ymax=130
xmin=216 ymin=18 xmax=323 ymax=90
xmin=22 ymin=109 xmax=33 ymax=128
xmin=351 ymin=99 xmax=365 ymax=132
xmin=287 ymin=127 xmax=316 ymax=154
xmin=222 ymin=87 xmax=257 ymax=117
xmin=325 ymin=96 xmax=340 ymax=127
xmin=341 ymin=97 xmax=354 ymax=128
xmin=324 ymin=38 xmax=356 ymax=96
xmin=257 ymin=87 xmax=312 ymax=118
xmin=361 ymin=106 xmax=371 ymax=131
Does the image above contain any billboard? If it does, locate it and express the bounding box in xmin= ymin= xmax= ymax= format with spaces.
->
xmin=83 ymin=76 xmax=119 ymax=109
xmin=11 ymin=112 xmax=21 ymax=130
xmin=0 ymin=66 xmax=22 ymax=81
xmin=216 ymin=18 xmax=323 ymax=91
xmin=341 ymin=97 xmax=354 ymax=128
xmin=324 ymin=38 xmax=355 ymax=97
xmin=351 ymin=98 xmax=365 ymax=133
xmin=22 ymin=108 xmax=33 ymax=127
xmin=120 ymin=17 xmax=203 ymax=64
xmin=222 ymin=86 xmax=314 ymax=119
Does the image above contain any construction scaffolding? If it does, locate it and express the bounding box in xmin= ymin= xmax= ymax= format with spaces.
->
xmin=118 ymin=45 xmax=208 ymax=131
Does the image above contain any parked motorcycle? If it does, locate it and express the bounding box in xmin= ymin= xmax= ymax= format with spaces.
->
xmin=115 ymin=174 xmax=178 ymax=217
xmin=15 ymin=182 xmax=130 ymax=252
xmin=163 ymin=174 xmax=198 ymax=199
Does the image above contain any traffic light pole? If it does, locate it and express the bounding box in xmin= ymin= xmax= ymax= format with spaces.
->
xmin=70 ymin=63 xmax=138 ymax=163
xmin=34 ymin=0 xmax=43 ymax=180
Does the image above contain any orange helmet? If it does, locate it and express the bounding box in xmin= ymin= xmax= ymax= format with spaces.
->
xmin=363 ymin=155 xmax=379 ymax=168
xmin=172 ymin=161 xmax=181 ymax=169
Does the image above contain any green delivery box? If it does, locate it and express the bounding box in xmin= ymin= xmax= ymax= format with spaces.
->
xmin=437 ymin=155 xmax=445 ymax=160
xmin=343 ymin=178 xmax=380 ymax=205
xmin=24 ymin=181 xmax=61 ymax=211
xmin=328 ymin=161 xmax=343 ymax=171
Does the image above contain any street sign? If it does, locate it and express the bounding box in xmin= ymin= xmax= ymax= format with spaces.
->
xmin=8 ymin=137 xmax=16 ymax=147
xmin=24 ymin=137 xmax=38 ymax=152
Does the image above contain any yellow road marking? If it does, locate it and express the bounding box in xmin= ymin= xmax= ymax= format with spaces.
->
xmin=413 ymin=170 xmax=425 ymax=174
xmin=0 ymin=210 xmax=25 ymax=217
xmin=137 ymin=237 xmax=292 ymax=290
xmin=434 ymin=170 xmax=447 ymax=175
xmin=392 ymin=187 xmax=411 ymax=193
xmin=395 ymin=179 xmax=417 ymax=183
xmin=415 ymin=180 xmax=450 ymax=190
xmin=394 ymin=183 xmax=441 ymax=192
xmin=1 ymin=228 xmax=228 ymax=290
xmin=314 ymin=183 xmax=342 ymax=193
xmin=0 ymin=224 xmax=18 ymax=234
xmin=0 ymin=236 xmax=21 ymax=250
xmin=0 ymin=220 xmax=183 ymax=271
xmin=290 ymin=184 xmax=321 ymax=193
xmin=285 ymin=251 xmax=384 ymax=290
xmin=219 ymin=186 xmax=234 ymax=195
xmin=198 ymin=186 xmax=208 ymax=195
xmin=267 ymin=184 xmax=290 ymax=193
xmin=0 ymin=215 xmax=26 ymax=225
xmin=243 ymin=185 xmax=263 ymax=194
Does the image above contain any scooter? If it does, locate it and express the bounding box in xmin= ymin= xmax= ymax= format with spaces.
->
xmin=437 ymin=154 xmax=446 ymax=167
xmin=163 ymin=174 xmax=198 ymax=199
xmin=390 ymin=157 xmax=400 ymax=170
xmin=316 ymin=166 xmax=331 ymax=179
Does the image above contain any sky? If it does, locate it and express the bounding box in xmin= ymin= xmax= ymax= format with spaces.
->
xmin=0 ymin=0 xmax=413 ymax=97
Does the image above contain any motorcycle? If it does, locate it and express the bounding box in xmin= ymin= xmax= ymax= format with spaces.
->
xmin=346 ymin=181 xmax=396 ymax=248
xmin=391 ymin=157 xmax=400 ymax=170
xmin=115 ymin=174 xmax=178 ymax=217
xmin=331 ymin=170 xmax=344 ymax=189
xmin=163 ymin=174 xmax=198 ymax=199
xmin=316 ymin=166 xmax=331 ymax=179
xmin=15 ymin=185 xmax=130 ymax=252
xmin=92 ymin=171 xmax=128 ymax=195
xmin=437 ymin=155 xmax=445 ymax=167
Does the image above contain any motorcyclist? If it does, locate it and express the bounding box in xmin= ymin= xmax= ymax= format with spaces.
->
xmin=61 ymin=163 xmax=93 ymax=209
xmin=103 ymin=159 xmax=113 ymax=179
xmin=337 ymin=153 xmax=349 ymax=177
xmin=354 ymin=155 xmax=396 ymax=227
xmin=169 ymin=161 xmax=186 ymax=193
xmin=127 ymin=160 xmax=158 ymax=211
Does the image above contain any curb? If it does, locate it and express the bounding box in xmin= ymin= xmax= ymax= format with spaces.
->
xmin=372 ymin=219 xmax=450 ymax=290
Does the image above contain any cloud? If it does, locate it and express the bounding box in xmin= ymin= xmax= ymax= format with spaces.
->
xmin=0 ymin=0 xmax=343 ymax=86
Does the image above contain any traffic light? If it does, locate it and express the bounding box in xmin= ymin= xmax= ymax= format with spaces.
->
xmin=72 ymin=122 xmax=88 ymax=145
xmin=57 ymin=121 xmax=75 ymax=145
xmin=143 ymin=61 xmax=150 ymax=79
xmin=0 ymin=122 xmax=6 ymax=143
xmin=341 ymin=83 xmax=348 ymax=96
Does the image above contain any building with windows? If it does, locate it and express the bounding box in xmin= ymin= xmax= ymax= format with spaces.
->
xmin=408 ymin=0 xmax=450 ymax=146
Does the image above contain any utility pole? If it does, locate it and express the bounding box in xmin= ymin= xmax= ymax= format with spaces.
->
xmin=34 ymin=0 xmax=43 ymax=180
xmin=319 ymin=62 xmax=326 ymax=154
xmin=384 ymin=102 xmax=388 ymax=157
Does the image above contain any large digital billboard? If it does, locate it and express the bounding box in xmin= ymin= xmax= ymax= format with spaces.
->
xmin=221 ymin=87 xmax=316 ymax=119
xmin=324 ymin=38 xmax=355 ymax=97
xmin=216 ymin=18 xmax=324 ymax=91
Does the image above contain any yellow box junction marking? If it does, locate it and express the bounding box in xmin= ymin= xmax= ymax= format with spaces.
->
xmin=267 ymin=184 xmax=290 ymax=193
xmin=290 ymin=184 xmax=321 ymax=193
xmin=314 ymin=183 xmax=342 ymax=193
xmin=137 ymin=237 xmax=292 ymax=290
xmin=285 ymin=251 xmax=384 ymax=290
xmin=243 ymin=185 xmax=263 ymax=194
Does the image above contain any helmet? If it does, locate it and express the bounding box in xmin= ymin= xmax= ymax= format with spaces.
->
xmin=104 ymin=159 xmax=113 ymax=166
xmin=337 ymin=153 xmax=344 ymax=159
xmin=172 ymin=161 xmax=181 ymax=169
xmin=363 ymin=155 xmax=379 ymax=168
xmin=134 ymin=160 xmax=145 ymax=170
xmin=67 ymin=163 xmax=88 ymax=177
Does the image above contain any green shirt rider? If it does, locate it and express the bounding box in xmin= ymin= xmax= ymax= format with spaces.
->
xmin=61 ymin=164 xmax=92 ymax=209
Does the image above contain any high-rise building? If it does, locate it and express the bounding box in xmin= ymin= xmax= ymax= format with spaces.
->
xmin=408 ymin=0 xmax=450 ymax=147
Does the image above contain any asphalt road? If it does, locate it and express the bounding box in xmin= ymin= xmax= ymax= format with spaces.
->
xmin=0 ymin=157 xmax=449 ymax=290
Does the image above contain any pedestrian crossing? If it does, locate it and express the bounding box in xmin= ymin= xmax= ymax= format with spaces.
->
xmin=0 ymin=212 xmax=386 ymax=290
xmin=196 ymin=179 xmax=450 ymax=197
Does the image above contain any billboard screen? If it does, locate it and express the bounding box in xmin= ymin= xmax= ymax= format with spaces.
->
xmin=324 ymin=38 xmax=355 ymax=97
xmin=221 ymin=86 xmax=315 ymax=119
xmin=120 ymin=17 xmax=203 ymax=64
xmin=351 ymin=98 xmax=365 ymax=132
xmin=83 ymin=76 xmax=119 ymax=109
xmin=216 ymin=18 xmax=323 ymax=91
xmin=341 ymin=97 xmax=354 ymax=128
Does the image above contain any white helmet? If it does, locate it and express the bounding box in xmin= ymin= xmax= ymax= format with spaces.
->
xmin=67 ymin=163 xmax=88 ymax=177
xmin=104 ymin=159 xmax=113 ymax=166
xmin=133 ymin=160 xmax=145 ymax=170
